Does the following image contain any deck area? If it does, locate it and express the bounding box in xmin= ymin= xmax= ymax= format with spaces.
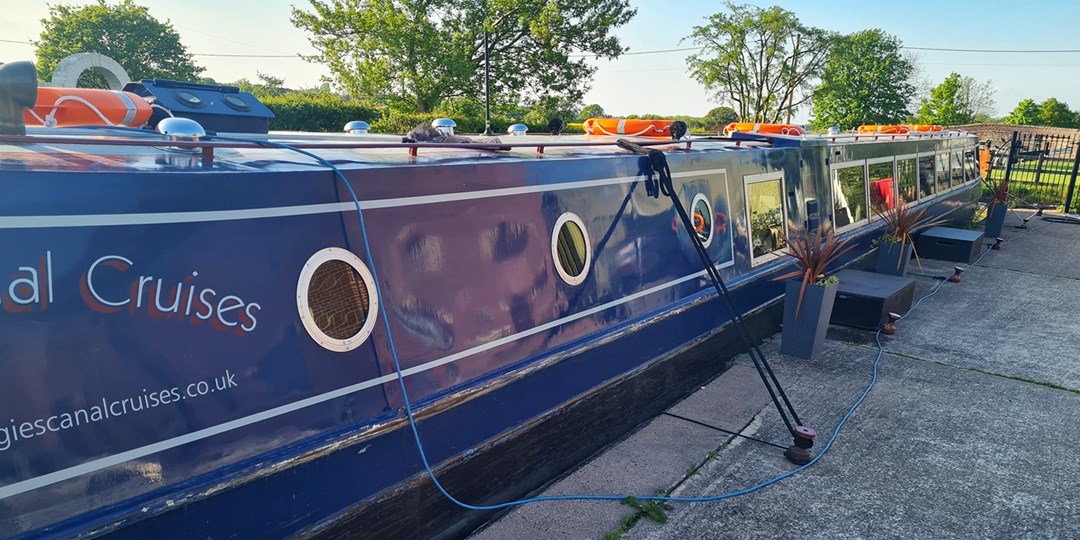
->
xmin=471 ymin=209 xmax=1080 ymax=539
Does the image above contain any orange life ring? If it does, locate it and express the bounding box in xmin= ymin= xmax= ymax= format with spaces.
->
xmin=722 ymin=122 xmax=804 ymax=136
xmin=692 ymin=212 xmax=706 ymax=233
xmin=907 ymin=124 xmax=943 ymax=132
xmin=856 ymin=124 xmax=910 ymax=134
xmin=24 ymin=87 xmax=153 ymax=128
xmin=582 ymin=117 xmax=673 ymax=137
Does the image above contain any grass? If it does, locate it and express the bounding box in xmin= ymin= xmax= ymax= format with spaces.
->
xmin=983 ymin=161 xmax=1077 ymax=208
xmin=602 ymin=443 xmax=729 ymax=539
xmin=601 ymin=491 xmax=670 ymax=540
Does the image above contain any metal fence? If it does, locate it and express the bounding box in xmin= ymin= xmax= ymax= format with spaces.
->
xmin=984 ymin=131 xmax=1080 ymax=211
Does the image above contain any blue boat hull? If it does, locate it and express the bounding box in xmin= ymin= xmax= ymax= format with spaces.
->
xmin=0 ymin=132 xmax=981 ymax=538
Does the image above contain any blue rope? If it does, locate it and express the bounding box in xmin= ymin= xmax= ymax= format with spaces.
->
xmin=209 ymin=136 xmax=1044 ymax=509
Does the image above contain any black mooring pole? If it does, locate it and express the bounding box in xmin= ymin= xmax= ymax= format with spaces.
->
xmin=483 ymin=29 xmax=493 ymax=136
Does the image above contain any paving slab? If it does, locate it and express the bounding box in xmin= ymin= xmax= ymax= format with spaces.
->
xmin=472 ymin=366 xmax=761 ymax=540
xmin=628 ymin=340 xmax=1080 ymax=540
xmin=666 ymin=364 xmax=773 ymax=433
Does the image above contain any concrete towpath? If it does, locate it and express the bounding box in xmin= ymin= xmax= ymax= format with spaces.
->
xmin=471 ymin=210 xmax=1080 ymax=540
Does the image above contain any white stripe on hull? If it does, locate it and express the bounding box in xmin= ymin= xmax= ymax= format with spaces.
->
xmin=0 ymin=256 xmax=740 ymax=500
xmin=0 ymin=169 xmax=727 ymax=229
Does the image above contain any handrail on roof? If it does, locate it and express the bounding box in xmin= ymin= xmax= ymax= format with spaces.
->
xmin=0 ymin=133 xmax=771 ymax=169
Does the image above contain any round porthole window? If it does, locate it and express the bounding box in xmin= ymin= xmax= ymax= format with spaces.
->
xmin=297 ymin=248 xmax=379 ymax=352
xmin=690 ymin=193 xmax=714 ymax=248
xmin=222 ymin=94 xmax=251 ymax=112
xmin=552 ymin=212 xmax=592 ymax=286
xmin=173 ymin=90 xmax=204 ymax=109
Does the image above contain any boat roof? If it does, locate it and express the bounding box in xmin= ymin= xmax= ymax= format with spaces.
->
xmin=0 ymin=127 xmax=976 ymax=173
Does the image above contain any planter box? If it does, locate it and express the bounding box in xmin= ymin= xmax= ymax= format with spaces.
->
xmin=780 ymin=280 xmax=837 ymax=360
xmin=915 ymin=226 xmax=984 ymax=263
xmin=830 ymin=269 xmax=915 ymax=330
xmin=876 ymin=241 xmax=912 ymax=276
xmin=984 ymin=203 xmax=1007 ymax=238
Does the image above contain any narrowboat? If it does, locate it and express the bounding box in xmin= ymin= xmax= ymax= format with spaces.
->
xmin=0 ymin=61 xmax=981 ymax=539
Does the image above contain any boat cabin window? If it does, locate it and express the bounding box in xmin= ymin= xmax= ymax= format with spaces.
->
xmin=897 ymin=157 xmax=918 ymax=205
xmin=950 ymin=151 xmax=964 ymax=187
xmin=868 ymin=159 xmax=896 ymax=216
xmin=745 ymin=172 xmax=787 ymax=265
xmin=935 ymin=153 xmax=951 ymax=192
xmin=832 ymin=162 xmax=867 ymax=230
xmin=964 ymin=148 xmax=979 ymax=181
xmin=918 ymin=155 xmax=935 ymax=198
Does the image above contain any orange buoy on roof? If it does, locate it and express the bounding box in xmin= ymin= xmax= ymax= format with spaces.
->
xmin=24 ymin=87 xmax=153 ymax=128
xmin=856 ymin=124 xmax=910 ymax=134
xmin=907 ymin=124 xmax=943 ymax=132
xmin=722 ymin=122 xmax=805 ymax=136
xmin=582 ymin=117 xmax=673 ymax=137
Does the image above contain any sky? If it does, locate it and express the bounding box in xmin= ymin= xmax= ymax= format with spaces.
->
xmin=3 ymin=0 xmax=1080 ymax=123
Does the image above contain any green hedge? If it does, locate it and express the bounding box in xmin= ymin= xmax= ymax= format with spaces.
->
xmin=262 ymin=93 xmax=379 ymax=133
xmin=261 ymin=94 xmax=586 ymax=135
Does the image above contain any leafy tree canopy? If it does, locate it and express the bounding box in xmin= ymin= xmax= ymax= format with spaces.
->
xmin=579 ymin=103 xmax=607 ymax=119
xmin=1003 ymin=99 xmax=1039 ymax=125
xmin=291 ymin=0 xmax=635 ymax=114
xmin=228 ymin=72 xmax=290 ymax=99
xmin=1003 ymin=98 xmax=1077 ymax=127
xmin=915 ymin=72 xmax=995 ymax=126
xmin=703 ymin=106 xmax=737 ymax=127
xmin=1038 ymin=97 xmax=1074 ymax=127
xmin=34 ymin=0 xmax=203 ymax=87
xmin=685 ymin=2 xmax=833 ymax=123
xmin=810 ymin=29 xmax=914 ymax=129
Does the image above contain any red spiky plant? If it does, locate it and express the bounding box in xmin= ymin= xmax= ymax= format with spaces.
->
xmin=876 ymin=198 xmax=945 ymax=270
xmin=772 ymin=223 xmax=855 ymax=316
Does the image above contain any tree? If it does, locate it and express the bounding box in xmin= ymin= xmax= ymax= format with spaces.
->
xmin=810 ymin=29 xmax=914 ymax=129
xmin=1003 ymin=99 xmax=1040 ymax=125
xmin=958 ymin=75 xmax=996 ymax=121
xmin=685 ymin=2 xmax=832 ymax=123
xmin=579 ymin=103 xmax=607 ymax=119
xmin=229 ymin=72 xmax=290 ymax=99
xmin=1038 ymin=98 xmax=1074 ymax=127
xmin=34 ymin=0 xmax=203 ymax=87
xmin=291 ymin=0 xmax=635 ymax=114
xmin=703 ymin=106 xmax=737 ymax=127
xmin=915 ymin=72 xmax=996 ymax=126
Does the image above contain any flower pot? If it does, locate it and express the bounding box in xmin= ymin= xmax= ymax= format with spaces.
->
xmin=779 ymin=280 xmax=838 ymax=360
xmin=876 ymin=241 xmax=912 ymax=277
xmin=984 ymin=203 xmax=1007 ymax=238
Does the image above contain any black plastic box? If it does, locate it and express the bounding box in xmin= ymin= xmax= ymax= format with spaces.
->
xmin=830 ymin=269 xmax=916 ymax=330
xmin=915 ymin=226 xmax=985 ymax=264
xmin=123 ymin=79 xmax=275 ymax=134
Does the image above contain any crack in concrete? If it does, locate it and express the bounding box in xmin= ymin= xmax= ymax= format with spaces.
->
xmin=844 ymin=342 xmax=1079 ymax=394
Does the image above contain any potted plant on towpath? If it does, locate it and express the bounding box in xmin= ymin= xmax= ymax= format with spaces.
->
xmin=982 ymin=174 xmax=1009 ymax=238
xmin=774 ymin=223 xmax=855 ymax=360
xmin=874 ymin=199 xmax=945 ymax=277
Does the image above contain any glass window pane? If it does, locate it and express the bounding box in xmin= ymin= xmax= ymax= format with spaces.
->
xmin=748 ymin=179 xmax=786 ymax=260
xmin=964 ymin=148 xmax=978 ymax=180
xmin=951 ymin=152 xmax=964 ymax=187
xmin=868 ymin=161 xmax=895 ymax=214
xmin=936 ymin=153 xmax=950 ymax=192
xmin=919 ymin=156 xmax=935 ymax=198
xmin=898 ymin=158 xmax=917 ymax=204
xmin=833 ymin=165 xmax=866 ymax=227
xmin=692 ymin=197 xmax=712 ymax=245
